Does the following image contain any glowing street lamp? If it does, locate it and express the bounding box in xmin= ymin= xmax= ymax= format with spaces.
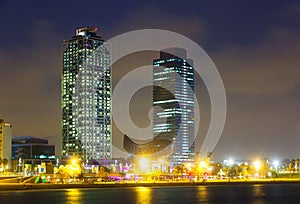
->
xmin=254 ymin=160 xmax=261 ymax=171
xmin=139 ymin=157 xmax=150 ymax=172
xmin=71 ymin=159 xmax=77 ymax=166
xmin=273 ymin=160 xmax=279 ymax=170
xmin=273 ymin=160 xmax=279 ymax=174
xmin=199 ymin=161 xmax=207 ymax=169
xmin=254 ymin=160 xmax=261 ymax=179
xmin=228 ymin=159 xmax=234 ymax=166
xmin=69 ymin=158 xmax=81 ymax=180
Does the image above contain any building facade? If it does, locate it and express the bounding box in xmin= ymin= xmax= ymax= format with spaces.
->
xmin=0 ymin=119 xmax=12 ymax=170
xmin=12 ymin=136 xmax=55 ymax=160
xmin=11 ymin=136 xmax=56 ymax=174
xmin=153 ymin=48 xmax=195 ymax=167
xmin=62 ymin=27 xmax=112 ymax=161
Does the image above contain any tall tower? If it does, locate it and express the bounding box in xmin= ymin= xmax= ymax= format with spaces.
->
xmin=153 ymin=48 xmax=195 ymax=167
xmin=0 ymin=119 xmax=12 ymax=169
xmin=62 ymin=27 xmax=112 ymax=161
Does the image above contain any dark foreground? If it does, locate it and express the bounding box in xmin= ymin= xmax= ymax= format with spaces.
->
xmin=1 ymin=183 xmax=300 ymax=204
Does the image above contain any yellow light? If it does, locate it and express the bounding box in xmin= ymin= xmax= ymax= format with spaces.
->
xmin=199 ymin=161 xmax=207 ymax=168
xmin=71 ymin=159 xmax=77 ymax=165
xmin=66 ymin=189 xmax=83 ymax=203
xmin=136 ymin=187 xmax=151 ymax=204
xmin=186 ymin=162 xmax=192 ymax=170
xmin=139 ymin=157 xmax=150 ymax=171
xmin=254 ymin=160 xmax=261 ymax=171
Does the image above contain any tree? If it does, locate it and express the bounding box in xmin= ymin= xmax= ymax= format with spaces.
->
xmin=98 ymin=166 xmax=110 ymax=181
xmin=0 ymin=158 xmax=8 ymax=172
xmin=260 ymin=160 xmax=270 ymax=178
xmin=0 ymin=158 xmax=2 ymax=172
xmin=240 ymin=163 xmax=249 ymax=179
xmin=287 ymin=159 xmax=296 ymax=177
xmin=233 ymin=164 xmax=241 ymax=178
xmin=212 ymin=162 xmax=222 ymax=175
xmin=173 ymin=164 xmax=187 ymax=175
xmin=3 ymin=159 xmax=8 ymax=168
xmin=56 ymin=165 xmax=71 ymax=184
xmin=222 ymin=165 xmax=230 ymax=178
xmin=296 ymin=159 xmax=300 ymax=173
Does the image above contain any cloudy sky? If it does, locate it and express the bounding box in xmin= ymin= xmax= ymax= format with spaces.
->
xmin=0 ymin=0 xmax=300 ymax=161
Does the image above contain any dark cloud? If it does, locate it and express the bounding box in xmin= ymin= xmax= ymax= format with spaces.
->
xmin=0 ymin=20 xmax=62 ymax=153
xmin=214 ymin=29 xmax=300 ymax=95
xmin=107 ymin=4 xmax=207 ymax=43
xmin=211 ymin=28 xmax=300 ymax=160
xmin=280 ymin=2 xmax=300 ymax=19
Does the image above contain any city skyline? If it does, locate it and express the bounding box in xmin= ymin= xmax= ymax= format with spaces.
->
xmin=0 ymin=0 xmax=300 ymax=161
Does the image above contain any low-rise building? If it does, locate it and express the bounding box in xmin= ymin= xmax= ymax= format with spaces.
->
xmin=11 ymin=136 xmax=55 ymax=173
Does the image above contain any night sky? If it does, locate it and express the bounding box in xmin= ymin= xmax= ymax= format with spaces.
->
xmin=0 ymin=0 xmax=300 ymax=161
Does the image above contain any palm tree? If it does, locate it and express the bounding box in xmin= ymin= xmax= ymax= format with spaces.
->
xmin=0 ymin=158 xmax=3 ymax=172
xmin=173 ymin=164 xmax=184 ymax=175
xmin=2 ymin=158 xmax=8 ymax=168
xmin=296 ymin=159 xmax=300 ymax=173
xmin=212 ymin=162 xmax=222 ymax=175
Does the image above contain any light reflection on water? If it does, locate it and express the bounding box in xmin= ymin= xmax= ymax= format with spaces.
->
xmin=135 ymin=186 xmax=152 ymax=204
xmin=197 ymin=186 xmax=208 ymax=202
xmin=252 ymin=184 xmax=267 ymax=204
xmin=65 ymin=188 xmax=83 ymax=204
xmin=1 ymin=184 xmax=300 ymax=203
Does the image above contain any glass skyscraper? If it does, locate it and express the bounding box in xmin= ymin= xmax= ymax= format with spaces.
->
xmin=62 ymin=27 xmax=111 ymax=161
xmin=153 ymin=48 xmax=195 ymax=167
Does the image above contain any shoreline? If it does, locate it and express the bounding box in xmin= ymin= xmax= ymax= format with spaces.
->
xmin=1 ymin=180 xmax=300 ymax=191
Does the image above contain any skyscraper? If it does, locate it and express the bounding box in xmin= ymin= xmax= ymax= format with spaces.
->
xmin=62 ymin=27 xmax=111 ymax=161
xmin=153 ymin=48 xmax=195 ymax=167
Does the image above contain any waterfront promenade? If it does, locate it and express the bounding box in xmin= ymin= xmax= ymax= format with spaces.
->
xmin=1 ymin=179 xmax=300 ymax=191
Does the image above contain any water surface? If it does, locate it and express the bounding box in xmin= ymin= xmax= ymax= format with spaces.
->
xmin=0 ymin=184 xmax=299 ymax=203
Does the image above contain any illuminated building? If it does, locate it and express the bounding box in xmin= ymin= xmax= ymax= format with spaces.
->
xmin=153 ymin=48 xmax=195 ymax=167
xmin=62 ymin=27 xmax=112 ymax=161
xmin=123 ymin=48 xmax=195 ymax=167
xmin=0 ymin=119 xmax=12 ymax=169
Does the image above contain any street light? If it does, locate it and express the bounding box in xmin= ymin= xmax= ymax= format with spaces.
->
xmin=69 ymin=158 xmax=81 ymax=180
xmin=273 ymin=160 xmax=279 ymax=170
xmin=18 ymin=158 xmax=22 ymax=173
xmin=273 ymin=160 xmax=279 ymax=175
xmin=72 ymin=159 xmax=77 ymax=166
xmin=139 ymin=157 xmax=150 ymax=172
xmin=199 ymin=161 xmax=207 ymax=169
xmin=254 ymin=160 xmax=261 ymax=171
xmin=228 ymin=159 xmax=234 ymax=166
xmin=254 ymin=160 xmax=261 ymax=179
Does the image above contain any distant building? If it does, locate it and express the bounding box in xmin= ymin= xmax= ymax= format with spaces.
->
xmin=12 ymin=136 xmax=55 ymax=160
xmin=0 ymin=119 xmax=12 ymax=169
xmin=11 ymin=136 xmax=56 ymax=173
xmin=62 ymin=27 xmax=112 ymax=161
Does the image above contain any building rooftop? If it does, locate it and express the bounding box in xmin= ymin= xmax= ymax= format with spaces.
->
xmin=76 ymin=27 xmax=98 ymax=36
xmin=12 ymin=136 xmax=49 ymax=145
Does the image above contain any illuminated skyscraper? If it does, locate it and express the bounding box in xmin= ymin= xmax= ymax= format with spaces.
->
xmin=153 ymin=48 xmax=195 ymax=167
xmin=62 ymin=27 xmax=111 ymax=160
